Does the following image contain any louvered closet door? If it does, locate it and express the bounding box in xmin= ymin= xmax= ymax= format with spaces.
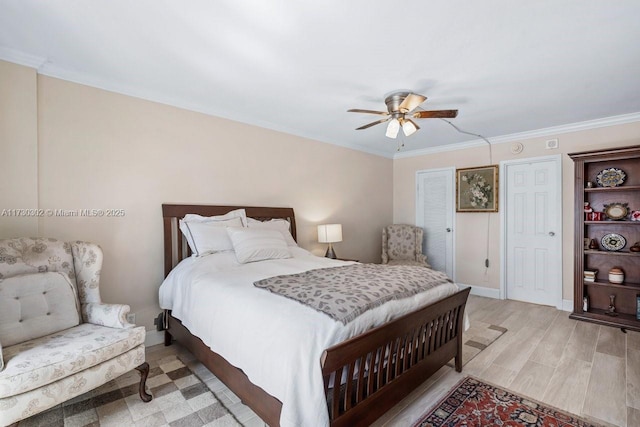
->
xmin=416 ymin=168 xmax=455 ymax=279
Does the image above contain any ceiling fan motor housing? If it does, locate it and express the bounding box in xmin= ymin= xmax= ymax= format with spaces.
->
xmin=385 ymin=92 xmax=411 ymax=113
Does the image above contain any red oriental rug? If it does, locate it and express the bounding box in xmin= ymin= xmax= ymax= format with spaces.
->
xmin=413 ymin=377 xmax=604 ymax=427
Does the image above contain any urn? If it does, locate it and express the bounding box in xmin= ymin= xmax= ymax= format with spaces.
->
xmin=608 ymin=268 xmax=624 ymax=284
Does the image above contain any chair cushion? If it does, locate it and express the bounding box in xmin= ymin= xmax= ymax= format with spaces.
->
xmin=0 ymin=272 xmax=80 ymax=346
xmin=0 ymin=323 xmax=145 ymax=398
xmin=0 ymin=345 xmax=145 ymax=426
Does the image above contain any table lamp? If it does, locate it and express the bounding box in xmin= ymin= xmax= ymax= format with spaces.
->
xmin=317 ymin=224 xmax=342 ymax=259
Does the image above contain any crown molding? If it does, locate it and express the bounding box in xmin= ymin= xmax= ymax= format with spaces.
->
xmin=394 ymin=112 xmax=640 ymax=159
xmin=0 ymin=46 xmax=48 ymax=70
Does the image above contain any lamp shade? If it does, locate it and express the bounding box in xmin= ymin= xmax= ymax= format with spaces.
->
xmin=318 ymin=224 xmax=342 ymax=243
xmin=385 ymin=118 xmax=400 ymax=139
xmin=402 ymin=119 xmax=417 ymax=136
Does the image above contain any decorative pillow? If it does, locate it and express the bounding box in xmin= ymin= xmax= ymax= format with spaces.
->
xmin=247 ymin=218 xmax=297 ymax=246
xmin=227 ymin=227 xmax=291 ymax=264
xmin=180 ymin=217 xmax=243 ymax=256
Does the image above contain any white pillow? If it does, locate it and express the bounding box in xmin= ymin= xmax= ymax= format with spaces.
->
xmin=247 ymin=218 xmax=297 ymax=246
xmin=227 ymin=227 xmax=291 ymax=264
xmin=183 ymin=208 xmax=247 ymax=226
xmin=180 ymin=209 xmax=247 ymax=255
xmin=180 ymin=217 xmax=243 ymax=256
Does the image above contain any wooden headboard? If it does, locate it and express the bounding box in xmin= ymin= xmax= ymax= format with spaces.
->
xmin=162 ymin=204 xmax=297 ymax=278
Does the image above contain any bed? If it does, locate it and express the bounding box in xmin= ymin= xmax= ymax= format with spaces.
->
xmin=159 ymin=204 xmax=470 ymax=427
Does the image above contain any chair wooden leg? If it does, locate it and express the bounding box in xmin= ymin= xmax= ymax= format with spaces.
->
xmin=164 ymin=330 xmax=172 ymax=346
xmin=135 ymin=362 xmax=153 ymax=402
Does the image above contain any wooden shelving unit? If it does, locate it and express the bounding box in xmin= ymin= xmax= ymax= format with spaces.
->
xmin=569 ymin=145 xmax=640 ymax=332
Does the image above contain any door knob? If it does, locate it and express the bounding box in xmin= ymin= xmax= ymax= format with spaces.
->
xmin=446 ymin=228 xmax=452 ymax=232
xmin=548 ymin=231 xmax=555 ymax=236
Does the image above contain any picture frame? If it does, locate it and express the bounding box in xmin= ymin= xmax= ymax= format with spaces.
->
xmin=456 ymin=165 xmax=499 ymax=212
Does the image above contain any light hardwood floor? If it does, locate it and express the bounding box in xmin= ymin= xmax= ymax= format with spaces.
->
xmin=150 ymin=295 xmax=640 ymax=427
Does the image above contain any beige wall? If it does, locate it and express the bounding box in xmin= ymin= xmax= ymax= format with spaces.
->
xmin=394 ymin=122 xmax=640 ymax=301
xmin=1 ymin=60 xmax=393 ymax=331
xmin=0 ymin=61 xmax=38 ymax=236
xmin=4 ymin=55 xmax=640 ymax=330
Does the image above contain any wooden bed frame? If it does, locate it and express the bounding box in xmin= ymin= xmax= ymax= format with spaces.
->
xmin=162 ymin=204 xmax=470 ymax=427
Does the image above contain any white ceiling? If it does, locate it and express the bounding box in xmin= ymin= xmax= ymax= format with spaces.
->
xmin=1 ymin=1 xmax=640 ymax=158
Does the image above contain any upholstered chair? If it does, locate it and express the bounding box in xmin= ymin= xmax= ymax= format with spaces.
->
xmin=0 ymin=238 xmax=151 ymax=426
xmin=381 ymin=224 xmax=431 ymax=267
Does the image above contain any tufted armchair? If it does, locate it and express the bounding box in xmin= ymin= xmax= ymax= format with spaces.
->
xmin=381 ymin=224 xmax=431 ymax=267
xmin=0 ymin=238 xmax=151 ymax=426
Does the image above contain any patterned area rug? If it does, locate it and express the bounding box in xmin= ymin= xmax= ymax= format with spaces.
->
xmin=447 ymin=321 xmax=507 ymax=368
xmin=413 ymin=376 xmax=604 ymax=427
xmin=18 ymin=356 xmax=239 ymax=427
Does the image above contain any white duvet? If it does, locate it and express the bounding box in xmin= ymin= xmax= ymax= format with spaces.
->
xmin=159 ymin=247 xmax=459 ymax=427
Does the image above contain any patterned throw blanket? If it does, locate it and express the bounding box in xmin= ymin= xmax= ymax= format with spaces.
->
xmin=253 ymin=264 xmax=452 ymax=324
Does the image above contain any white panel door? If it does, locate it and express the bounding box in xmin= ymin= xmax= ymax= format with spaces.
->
xmin=416 ymin=168 xmax=455 ymax=279
xmin=504 ymin=157 xmax=561 ymax=306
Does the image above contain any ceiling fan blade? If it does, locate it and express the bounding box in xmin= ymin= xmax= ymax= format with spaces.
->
xmin=398 ymin=93 xmax=427 ymax=113
xmin=348 ymin=108 xmax=389 ymax=115
xmin=412 ymin=109 xmax=459 ymax=119
xmin=356 ymin=118 xmax=390 ymax=130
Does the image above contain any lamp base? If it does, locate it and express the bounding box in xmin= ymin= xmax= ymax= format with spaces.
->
xmin=325 ymin=244 xmax=337 ymax=259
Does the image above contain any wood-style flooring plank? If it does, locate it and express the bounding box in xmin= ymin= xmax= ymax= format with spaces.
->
xmin=508 ymin=360 xmax=555 ymax=402
xmin=628 ymin=406 xmax=640 ymax=427
xmin=529 ymin=312 xmax=576 ymax=368
xmin=596 ymin=326 xmax=626 ymax=358
xmin=491 ymin=326 xmax=546 ymax=372
xmin=542 ymin=356 xmax=592 ymax=416
xmin=627 ymin=347 xmax=640 ymax=411
xmin=563 ymin=321 xmax=600 ymax=362
xmin=582 ymin=352 xmax=627 ymax=427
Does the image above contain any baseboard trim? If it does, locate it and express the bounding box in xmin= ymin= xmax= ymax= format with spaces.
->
xmin=145 ymin=330 xmax=164 ymax=347
xmin=562 ymin=299 xmax=573 ymax=312
xmin=457 ymin=283 xmax=501 ymax=299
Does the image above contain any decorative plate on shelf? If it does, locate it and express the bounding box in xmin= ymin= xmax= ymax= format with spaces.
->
xmin=601 ymin=233 xmax=626 ymax=251
xmin=603 ymin=202 xmax=629 ymax=220
xmin=596 ymin=167 xmax=626 ymax=187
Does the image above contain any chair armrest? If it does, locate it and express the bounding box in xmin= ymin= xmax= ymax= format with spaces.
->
xmin=82 ymin=302 xmax=135 ymax=329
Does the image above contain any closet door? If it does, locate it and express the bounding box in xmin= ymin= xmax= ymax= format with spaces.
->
xmin=502 ymin=156 xmax=562 ymax=307
xmin=416 ymin=168 xmax=455 ymax=279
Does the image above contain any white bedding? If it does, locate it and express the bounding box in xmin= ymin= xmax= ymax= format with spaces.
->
xmin=159 ymin=247 xmax=460 ymax=427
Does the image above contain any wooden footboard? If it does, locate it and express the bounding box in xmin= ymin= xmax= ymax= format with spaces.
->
xmin=321 ymin=287 xmax=470 ymax=427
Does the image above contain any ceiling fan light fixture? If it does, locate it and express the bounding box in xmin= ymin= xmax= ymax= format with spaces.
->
xmin=402 ymin=120 xmax=417 ymax=136
xmin=385 ymin=118 xmax=400 ymax=138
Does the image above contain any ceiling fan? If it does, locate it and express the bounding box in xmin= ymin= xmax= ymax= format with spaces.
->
xmin=348 ymin=91 xmax=458 ymax=138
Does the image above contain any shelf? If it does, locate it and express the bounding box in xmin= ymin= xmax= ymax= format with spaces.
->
xmin=584 ymin=221 xmax=640 ymax=225
xmin=584 ymin=249 xmax=640 ymax=257
xmin=570 ymin=310 xmax=640 ymax=331
xmin=583 ymin=280 xmax=640 ymax=290
xmin=584 ymin=185 xmax=640 ymax=192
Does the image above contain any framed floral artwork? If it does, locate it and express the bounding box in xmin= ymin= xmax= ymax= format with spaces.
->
xmin=456 ymin=165 xmax=499 ymax=212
